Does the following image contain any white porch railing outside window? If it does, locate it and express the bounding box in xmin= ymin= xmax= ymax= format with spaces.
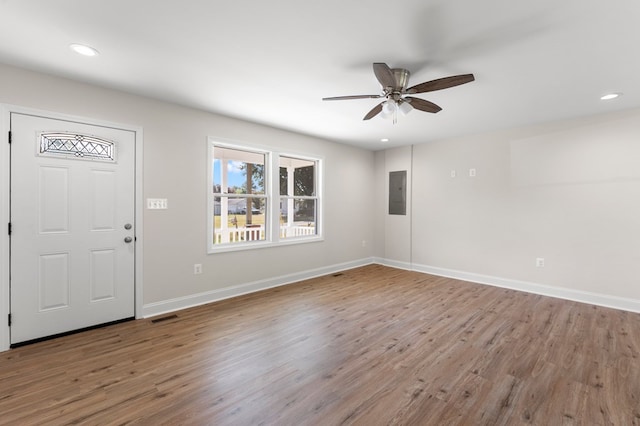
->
xmin=214 ymin=225 xmax=315 ymax=244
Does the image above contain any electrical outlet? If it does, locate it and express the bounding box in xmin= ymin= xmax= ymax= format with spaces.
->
xmin=536 ymin=258 xmax=545 ymax=268
xmin=450 ymin=170 xmax=457 ymax=178
xmin=194 ymin=264 xmax=202 ymax=274
xmin=469 ymin=168 xmax=477 ymax=177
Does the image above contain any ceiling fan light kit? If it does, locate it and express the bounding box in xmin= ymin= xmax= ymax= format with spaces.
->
xmin=380 ymin=100 xmax=396 ymax=120
xmin=398 ymin=101 xmax=413 ymax=115
xmin=323 ymin=62 xmax=474 ymax=123
xmin=379 ymin=99 xmax=412 ymax=124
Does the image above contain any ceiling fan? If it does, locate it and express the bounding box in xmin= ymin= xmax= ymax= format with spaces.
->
xmin=323 ymin=63 xmax=475 ymax=122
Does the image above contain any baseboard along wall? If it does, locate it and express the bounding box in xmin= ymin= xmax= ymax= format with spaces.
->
xmin=143 ymin=257 xmax=640 ymax=319
xmin=376 ymin=258 xmax=640 ymax=314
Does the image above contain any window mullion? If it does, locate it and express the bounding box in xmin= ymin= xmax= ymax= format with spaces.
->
xmin=220 ymin=156 xmax=229 ymax=232
xmin=287 ymin=166 xmax=295 ymax=228
xmin=269 ymin=151 xmax=280 ymax=242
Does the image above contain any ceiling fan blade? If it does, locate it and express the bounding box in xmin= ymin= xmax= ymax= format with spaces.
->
xmin=406 ymin=74 xmax=475 ymax=94
xmin=405 ymin=97 xmax=442 ymax=113
xmin=363 ymin=102 xmax=384 ymax=120
xmin=323 ymin=94 xmax=381 ymax=101
xmin=373 ymin=63 xmax=395 ymax=89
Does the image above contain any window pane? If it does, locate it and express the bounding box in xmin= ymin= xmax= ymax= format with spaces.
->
xmin=280 ymin=156 xmax=315 ymax=196
xmin=213 ymin=147 xmax=265 ymax=195
xmin=224 ymin=196 xmax=266 ymax=215
xmin=279 ymin=198 xmax=316 ymax=239
xmin=213 ymin=195 xmax=267 ymax=244
xmin=294 ymin=165 xmax=314 ymax=196
xmin=279 ymin=167 xmax=288 ymax=196
xmin=213 ymin=160 xmax=222 ymax=193
xmin=294 ymin=199 xmax=316 ymax=223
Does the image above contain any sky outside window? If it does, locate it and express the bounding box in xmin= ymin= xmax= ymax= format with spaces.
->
xmin=213 ymin=159 xmax=247 ymax=188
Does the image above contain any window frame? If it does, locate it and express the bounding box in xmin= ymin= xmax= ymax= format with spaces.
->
xmin=278 ymin=155 xmax=320 ymax=240
xmin=207 ymin=138 xmax=323 ymax=253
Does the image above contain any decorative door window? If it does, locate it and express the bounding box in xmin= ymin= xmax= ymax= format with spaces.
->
xmin=39 ymin=132 xmax=115 ymax=161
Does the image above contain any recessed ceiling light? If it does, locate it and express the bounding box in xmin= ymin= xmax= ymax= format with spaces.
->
xmin=600 ymin=93 xmax=621 ymax=101
xmin=380 ymin=138 xmax=389 ymax=142
xmin=69 ymin=43 xmax=99 ymax=57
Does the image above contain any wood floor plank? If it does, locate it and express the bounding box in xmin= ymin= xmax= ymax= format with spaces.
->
xmin=1 ymin=264 xmax=640 ymax=425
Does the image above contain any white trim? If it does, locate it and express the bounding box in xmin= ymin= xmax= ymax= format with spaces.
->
xmin=134 ymin=126 xmax=144 ymax=321
xmin=205 ymin=235 xmax=325 ymax=254
xmin=0 ymin=106 xmax=10 ymax=351
xmin=206 ymin=138 xmax=214 ymax=254
xmin=0 ymin=104 xmax=144 ymax=352
xmin=143 ymin=257 xmax=374 ymax=318
xmin=372 ymin=257 xmax=412 ymax=271
xmin=410 ymin=262 xmax=640 ymax=314
xmin=140 ymin=256 xmax=640 ymax=318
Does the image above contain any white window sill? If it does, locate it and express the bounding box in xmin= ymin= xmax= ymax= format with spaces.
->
xmin=208 ymin=235 xmax=324 ymax=254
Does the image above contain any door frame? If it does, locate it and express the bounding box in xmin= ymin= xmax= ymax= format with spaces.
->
xmin=0 ymin=104 xmax=144 ymax=351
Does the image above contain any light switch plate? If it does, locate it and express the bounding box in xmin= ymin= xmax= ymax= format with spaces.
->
xmin=147 ymin=198 xmax=168 ymax=209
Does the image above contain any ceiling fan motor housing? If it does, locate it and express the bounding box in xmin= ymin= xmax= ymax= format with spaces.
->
xmin=389 ymin=68 xmax=410 ymax=92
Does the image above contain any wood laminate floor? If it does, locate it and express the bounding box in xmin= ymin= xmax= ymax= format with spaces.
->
xmin=1 ymin=265 xmax=639 ymax=425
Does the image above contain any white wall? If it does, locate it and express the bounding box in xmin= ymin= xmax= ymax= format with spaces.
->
xmin=374 ymin=146 xmax=413 ymax=268
xmin=376 ymin=108 xmax=640 ymax=312
xmin=0 ymin=64 xmax=375 ymax=325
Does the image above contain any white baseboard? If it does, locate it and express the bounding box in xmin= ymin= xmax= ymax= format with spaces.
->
xmin=410 ymin=262 xmax=640 ymax=314
xmin=142 ymin=258 xmax=375 ymax=318
xmin=144 ymin=257 xmax=640 ymax=319
xmin=6 ymin=255 xmax=637 ymax=353
xmin=372 ymin=257 xmax=412 ymax=271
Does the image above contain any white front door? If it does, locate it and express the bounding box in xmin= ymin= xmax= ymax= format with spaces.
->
xmin=10 ymin=112 xmax=135 ymax=344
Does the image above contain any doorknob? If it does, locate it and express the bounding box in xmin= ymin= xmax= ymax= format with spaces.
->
xmin=124 ymin=236 xmax=133 ymax=243
xmin=124 ymin=223 xmax=132 ymax=230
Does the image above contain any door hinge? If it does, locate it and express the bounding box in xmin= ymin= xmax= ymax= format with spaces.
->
xmin=7 ymin=131 xmax=11 ymax=144
xmin=7 ymin=314 xmax=11 ymax=327
xmin=7 ymin=222 xmax=11 ymax=236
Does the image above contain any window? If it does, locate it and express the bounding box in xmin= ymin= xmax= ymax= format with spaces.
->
xmin=208 ymin=139 xmax=322 ymax=252
xmin=211 ymin=145 xmax=267 ymax=246
xmin=39 ymin=132 xmax=115 ymax=161
xmin=279 ymin=156 xmax=318 ymax=239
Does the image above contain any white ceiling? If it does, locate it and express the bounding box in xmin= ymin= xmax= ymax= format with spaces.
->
xmin=1 ymin=0 xmax=639 ymax=150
